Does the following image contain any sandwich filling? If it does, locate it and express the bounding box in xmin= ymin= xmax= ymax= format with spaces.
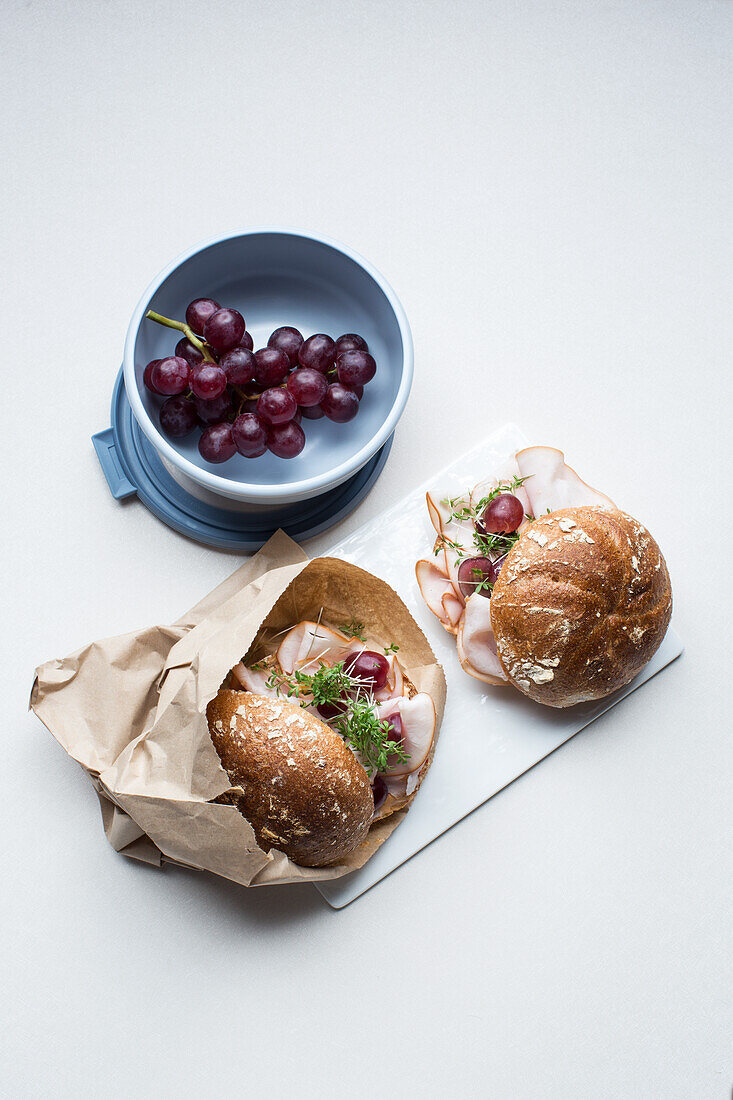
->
xmin=232 ymin=621 xmax=437 ymax=814
xmin=416 ymin=446 xmax=615 ymax=685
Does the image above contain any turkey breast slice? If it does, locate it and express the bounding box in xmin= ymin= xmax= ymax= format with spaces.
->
xmin=276 ymin=621 xmax=354 ymax=673
xmin=376 ymin=694 xmax=437 ymax=777
xmin=515 ymin=446 xmax=615 ymax=516
xmin=456 ymin=593 xmax=508 ymax=684
xmin=416 ymin=559 xmax=463 ymax=629
xmin=230 ymin=661 xmax=280 ymax=699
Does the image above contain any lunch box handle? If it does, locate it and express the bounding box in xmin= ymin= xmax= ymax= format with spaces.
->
xmin=92 ymin=429 xmax=137 ymax=500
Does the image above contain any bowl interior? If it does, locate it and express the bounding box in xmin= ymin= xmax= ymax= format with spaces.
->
xmin=131 ymin=233 xmax=407 ymax=492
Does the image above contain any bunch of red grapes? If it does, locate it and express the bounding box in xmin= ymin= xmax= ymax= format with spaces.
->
xmin=142 ymin=297 xmax=377 ymax=462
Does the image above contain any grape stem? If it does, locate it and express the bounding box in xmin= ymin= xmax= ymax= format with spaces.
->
xmin=145 ymin=309 xmax=215 ymax=362
xmin=232 ymin=383 xmax=287 ymax=413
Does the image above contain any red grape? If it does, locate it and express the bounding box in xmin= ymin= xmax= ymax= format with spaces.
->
xmin=159 ymin=395 xmax=198 ymax=438
xmin=336 ymin=349 xmax=376 ymax=387
xmin=335 ymin=333 xmax=368 ymax=355
xmin=267 ymin=421 xmax=305 ymax=459
xmin=493 ymin=553 xmax=509 ymax=578
xmin=372 ymin=774 xmax=387 ymax=809
xmin=457 ymin=556 xmax=495 ymax=600
xmin=198 ymin=422 xmax=236 ymax=463
xmin=301 ymin=404 xmax=325 ymax=420
xmin=194 ymin=392 xmax=232 ymax=423
xmin=190 ymin=362 xmax=227 ymax=400
xmin=287 ymin=367 xmax=328 ymax=407
xmin=321 ymin=382 xmax=359 ymax=423
xmin=268 ymin=326 xmax=303 ymax=366
xmin=253 ymin=347 xmax=290 ymax=387
xmin=232 ymin=412 xmax=267 ymax=457
xmin=143 ymin=360 xmax=162 ymax=394
xmin=477 ymin=493 xmax=524 ymax=535
xmin=151 ymin=356 xmax=190 ymax=395
xmin=186 ymin=298 xmax=220 ymax=336
xmin=239 ymin=330 xmax=254 ymax=351
xmin=219 ymin=346 xmax=256 ymax=386
xmin=203 ymin=308 xmax=246 ymax=352
xmin=298 ymin=333 xmax=336 ymax=372
xmin=343 ymin=650 xmax=389 ymax=691
xmin=346 ymin=383 xmax=364 ymax=400
xmin=386 ymin=712 xmax=403 ymax=743
xmin=257 ymin=387 xmax=297 ymax=425
xmin=385 ymin=712 xmax=405 ymax=766
xmin=175 ymin=337 xmax=204 ymax=368
xmin=317 ymin=699 xmax=348 ymax=721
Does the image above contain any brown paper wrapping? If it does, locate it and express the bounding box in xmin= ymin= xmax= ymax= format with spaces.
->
xmin=30 ymin=531 xmax=446 ymax=888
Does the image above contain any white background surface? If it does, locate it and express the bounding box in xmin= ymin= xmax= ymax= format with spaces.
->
xmin=2 ymin=2 xmax=731 ymax=1097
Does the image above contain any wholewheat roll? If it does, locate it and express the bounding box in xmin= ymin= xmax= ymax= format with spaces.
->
xmin=490 ymin=506 xmax=672 ymax=708
xmin=207 ymin=690 xmax=374 ymax=867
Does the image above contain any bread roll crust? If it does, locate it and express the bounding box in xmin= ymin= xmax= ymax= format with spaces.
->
xmin=490 ymin=506 xmax=672 ymax=707
xmin=207 ymin=690 xmax=374 ymax=867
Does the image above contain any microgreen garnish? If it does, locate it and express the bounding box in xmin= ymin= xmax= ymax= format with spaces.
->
xmin=264 ymin=660 xmax=356 ymax=706
xmin=434 ymin=476 xmax=532 ymax=569
xmin=470 ymin=567 xmax=493 ymax=595
xmin=263 ymin=659 xmax=409 ymax=777
xmin=338 ymin=618 xmax=367 ymax=643
xmin=473 ymin=528 xmax=520 ymax=560
xmin=384 ymin=642 xmax=400 ymax=655
xmin=334 ymin=697 xmax=409 ymax=776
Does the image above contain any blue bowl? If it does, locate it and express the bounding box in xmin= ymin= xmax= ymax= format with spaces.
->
xmin=123 ymin=228 xmax=413 ymax=504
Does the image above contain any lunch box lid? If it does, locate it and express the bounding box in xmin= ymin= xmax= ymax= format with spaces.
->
xmin=92 ymin=369 xmax=393 ymax=551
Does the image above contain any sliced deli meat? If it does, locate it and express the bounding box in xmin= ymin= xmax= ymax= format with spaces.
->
xmin=515 ymin=446 xmax=615 ymax=516
xmin=276 ymin=621 xmax=354 ymax=673
xmin=442 ymin=589 xmax=465 ymax=629
xmin=425 ymin=491 xmax=451 ymax=537
xmin=375 ymin=654 xmax=404 ymax=702
xmin=425 ymin=492 xmax=473 ymax=601
xmin=469 ymin=456 xmax=532 ymax=518
xmin=377 ymin=694 xmax=437 ymax=777
xmin=415 ymin=558 xmax=460 ymax=631
xmin=456 ymin=594 xmax=507 ymax=684
xmin=231 ymin=661 xmax=279 ymax=698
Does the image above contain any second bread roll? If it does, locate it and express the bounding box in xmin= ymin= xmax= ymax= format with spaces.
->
xmin=207 ymin=690 xmax=374 ymax=867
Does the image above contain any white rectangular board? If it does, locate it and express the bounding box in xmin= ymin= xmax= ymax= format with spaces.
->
xmin=315 ymin=424 xmax=684 ymax=908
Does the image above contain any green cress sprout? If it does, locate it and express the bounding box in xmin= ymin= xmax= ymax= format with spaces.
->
xmin=265 ymin=660 xmax=409 ymax=777
xmin=434 ymin=476 xmax=533 ymax=593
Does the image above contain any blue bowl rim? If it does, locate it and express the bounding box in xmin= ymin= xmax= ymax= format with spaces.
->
xmin=123 ymin=226 xmax=413 ymax=502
